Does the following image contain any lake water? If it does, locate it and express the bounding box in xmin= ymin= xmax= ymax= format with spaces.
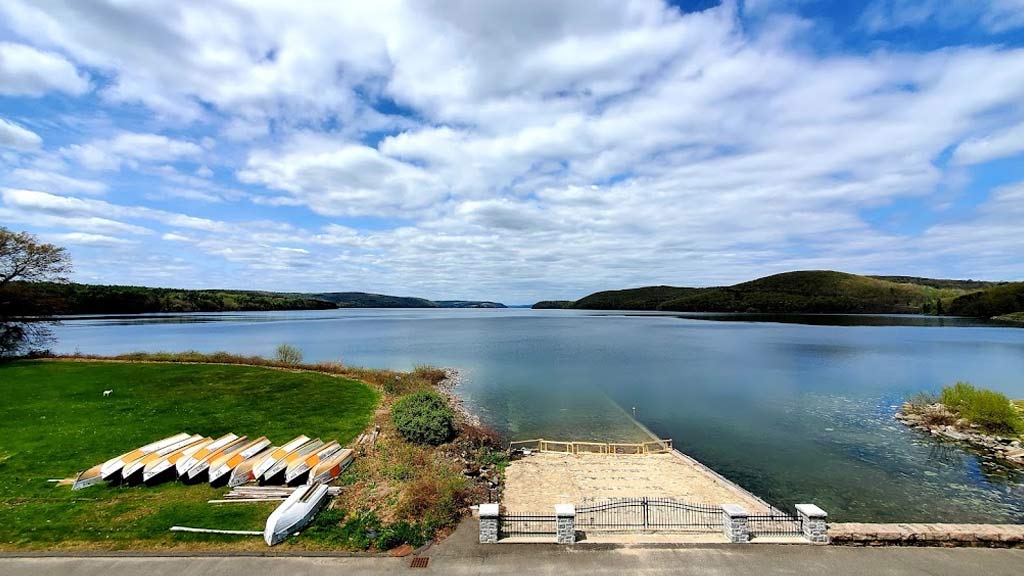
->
xmin=49 ymin=308 xmax=1024 ymax=523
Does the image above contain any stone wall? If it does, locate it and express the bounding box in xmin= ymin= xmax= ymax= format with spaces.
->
xmin=831 ymin=523 xmax=1024 ymax=548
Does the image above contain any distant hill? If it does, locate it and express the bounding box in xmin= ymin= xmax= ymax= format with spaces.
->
xmin=535 ymin=271 xmax=995 ymax=315
xmin=307 ymin=292 xmax=437 ymax=308
xmin=947 ymin=282 xmax=1024 ymax=318
xmin=6 ymin=282 xmax=336 ymax=315
xmin=4 ymin=283 xmax=506 ymax=315
xmin=532 ymin=300 xmax=575 ymax=309
xmin=660 ymin=271 xmax=942 ymax=314
xmin=572 ymin=286 xmax=699 ymax=310
xmin=869 ymin=276 xmax=1003 ymax=291
xmin=434 ymin=300 xmax=506 ymax=308
xmin=308 ymin=292 xmax=505 ymax=308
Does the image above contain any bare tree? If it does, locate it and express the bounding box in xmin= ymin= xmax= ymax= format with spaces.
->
xmin=1 ymin=227 xmax=72 ymax=358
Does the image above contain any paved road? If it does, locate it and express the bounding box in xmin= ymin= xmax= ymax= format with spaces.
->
xmin=4 ymin=546 xmax=1024 ymax=576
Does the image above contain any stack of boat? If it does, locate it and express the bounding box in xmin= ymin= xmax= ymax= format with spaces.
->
xmin=72 ymin=433 xmax=355 ymax=490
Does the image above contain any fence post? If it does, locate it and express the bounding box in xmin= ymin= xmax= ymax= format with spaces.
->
xmin=721 ymin=504 xmax=750 ymax=543
xmin=795 ymin=504 xmax=828 ymax=544
xmin=555 ymin=504 xmax=576 ymax=544
xmin=479 ymin=503 xmax=499 ymax=544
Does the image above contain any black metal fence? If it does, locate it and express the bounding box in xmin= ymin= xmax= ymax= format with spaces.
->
xmin=575 ymin=497 xmax=723 ymax=532
xmin=498 ymin=514 xmax=557 ymax=538
xmin=747 ymin=512 xmax=803 ymax=537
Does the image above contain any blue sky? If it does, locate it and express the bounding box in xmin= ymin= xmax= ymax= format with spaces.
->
xmin=1 ymin=0 xmax=1023 ymax=304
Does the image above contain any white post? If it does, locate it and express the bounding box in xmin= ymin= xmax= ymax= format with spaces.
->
xmin=721 ymin=504 xmax=750 ymax=543
xmin=795 ymin=504 xmax=828 ymax=544
xmin=555 ymin=503 xmax=575 ymax=544
xmin=479 ymin=503 xmax=499 ymax=544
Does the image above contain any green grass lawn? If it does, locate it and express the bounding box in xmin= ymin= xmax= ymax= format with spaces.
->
xmin=0 ymin=360 xmax=378 ymax=549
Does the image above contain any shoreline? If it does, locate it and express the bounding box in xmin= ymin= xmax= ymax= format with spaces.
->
xmin=435 ymin=368 xmax=483 ymax=428
xmin=895 ymin=404 xmax=1024 ymax=469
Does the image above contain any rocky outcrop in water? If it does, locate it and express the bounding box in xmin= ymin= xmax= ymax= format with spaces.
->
xmin=895 ymin=403 xmax=1024 ymax=468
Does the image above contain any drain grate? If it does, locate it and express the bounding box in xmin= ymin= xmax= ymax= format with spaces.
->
xmin=410 ymin=556 xmax=429 ymax=568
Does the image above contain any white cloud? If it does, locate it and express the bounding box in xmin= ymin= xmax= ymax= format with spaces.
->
xmin=6 ymin=168 xmax=107 ymax=195
xmin=62 ymin=132 xmax=203 ymax=171
xmin=0 ymin=117 xmax=42 ymax=149
xmin=239 ymin=135 xmax=444 ymax=217
xmin=0 ymin=188 xmax=227 ymax=234
xmin=0 ymin=41 xmax=89 ymax=96
xmin=50 ymin=232 xmax=135 ymax=246
xmin=953 ymin=122 xmax=1024 ymax=165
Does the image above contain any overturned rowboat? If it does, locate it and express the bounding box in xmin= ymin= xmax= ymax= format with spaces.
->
xmin=285 ymin=441 xmax=341 ymax=485
xmin=261 ymin=438 xmax=323 ymax=484
xmin=71 ymin=463 xmax=106 ymax=491
xmin=96 ymin=433 xmax=193 ymax=483
xmin=307 ymin=448 xmax=354 ymax=485
xmin=185 ymin=436 xmax=248 ymax=482
xmin=252 ymin=435 xmax=310 ymax=480
xmin=263 ymin=483 xmax=330 ymax=546
xmin=121 ymin=435 xmax=206 ymax=485
xmin=143 ymin=436 xmax=213 ymax=485
xmin=208 ymin=436 xmax=272 ymax=486
xmin=226 ymin=447 xmax=276 ymax=488
xmin=176 ymin=434 xmax=239 ymax=477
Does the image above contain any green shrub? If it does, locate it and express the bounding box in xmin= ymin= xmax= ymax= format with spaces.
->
xmin=274 ymin=343 xmax=303 ymax=365
xmin=391 ymin=391 xmax=456 ymax=445
xmin=940 ymin=381 xmax=1023 ymax=434
xmin=376 ymin=521 xmax=427 ymax=550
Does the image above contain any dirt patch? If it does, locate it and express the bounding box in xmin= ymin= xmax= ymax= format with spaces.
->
xmin=503 ymin=452 xmax=768 ymax=513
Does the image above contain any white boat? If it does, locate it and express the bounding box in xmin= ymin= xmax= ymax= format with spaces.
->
xmin=176 ymin=433 xmax=239 ymax=476
xmin=285 ymin=441 xmax=342 ymax=485
xmin=98 ymin=433 xmax=192 ymax=481
xmin=143 ymin=436 xmax=213 ymax=485
xmin=263 ymin=483 xmax=330 ymax=546
xmin=226 ymin=447 xmax=276 ymax=488
xmin=306 ymin=448 xmax=354 ymax=485
xmin=121 ymin=435 xmax=205 ymax=484
xmin=71 ymin=463 xmax=105 ymax=490
xmin=208 ymin=436 xmax=272 ymax=486
xmin=252 ymin=435 xmax=310 ymax=480
xmin=185 ymin=436 xmax=248 ymax=481
xmin=261 ymin=438 xmax=323 ymax=484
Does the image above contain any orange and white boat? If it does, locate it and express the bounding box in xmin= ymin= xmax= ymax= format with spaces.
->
xmin=306 ymin=448 xmax=354 ymax=485
xmin=97 ymin=433 xmax=193 ymax=482
xmin=176 ymin=433 xmax=239 ymax=477
xmin=121 ymin=435 xmax=205 ymax=484
xmin=261 ymin=438 xmax=323 ymax=484
xmin=208 ymin=436 xmax=272 ymax=486
xmin=226 ymin=447 xmax=276 ymax=488
xmin=185 ymin=436 xmax=248 ymax=481
xmin=143 ymin=436 xmax=213 ymax=485
xmin=285 ymin=441 xmax=342 ymax=485
xmin=252 ymin=435 xmax=310 ymax=480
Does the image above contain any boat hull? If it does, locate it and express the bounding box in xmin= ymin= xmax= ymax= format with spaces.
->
xmin=264 ymin=483 xmax=330 ymax=546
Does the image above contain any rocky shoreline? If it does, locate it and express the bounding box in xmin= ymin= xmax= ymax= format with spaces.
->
xmin=895 ymin=403 xmax=1024 ymax=468
xmin=436 ymin=367 xmax=482 ymax=428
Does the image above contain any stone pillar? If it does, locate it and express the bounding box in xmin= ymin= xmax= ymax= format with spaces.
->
xmin=479 ymin=503 xmax=499 ymax=544
xmin=555 ymin=503 xmax=576 ymax=544
xmin=721 ymin=504 xmax=750 ymax=543
xmin=795 ymin=504 xmax=828 ymax=544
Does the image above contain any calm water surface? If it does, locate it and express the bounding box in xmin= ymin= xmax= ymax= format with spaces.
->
xmin=50 ymin=309 xmax=1024 ymax=522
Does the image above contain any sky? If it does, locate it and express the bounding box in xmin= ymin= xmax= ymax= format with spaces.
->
xmin=1 ymin=0 xmax=1023 ymax=304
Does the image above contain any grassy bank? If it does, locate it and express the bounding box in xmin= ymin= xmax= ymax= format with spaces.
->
xmin=0 ymin=360 xmax=378 ymax=550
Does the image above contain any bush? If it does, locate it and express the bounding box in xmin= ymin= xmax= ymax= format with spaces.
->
xmin=391 ymin=391 xmax=456 ymax=445
xmin=274 ymin=343 xmax=303 ymax=365
xmin=940 ymin=381 xmax=1023 ymax=434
